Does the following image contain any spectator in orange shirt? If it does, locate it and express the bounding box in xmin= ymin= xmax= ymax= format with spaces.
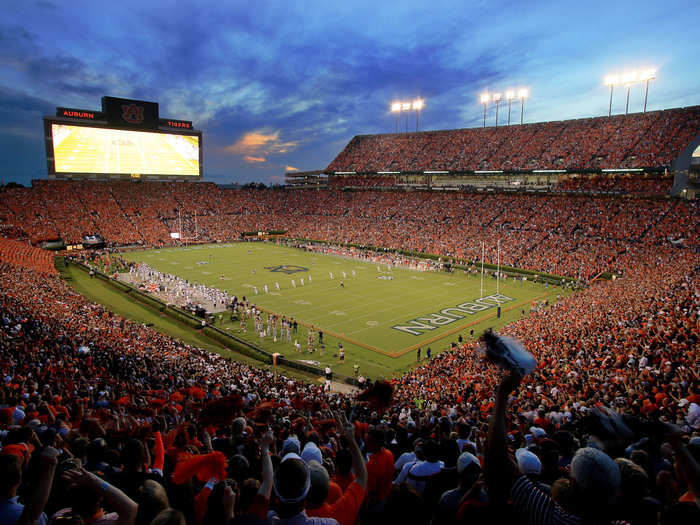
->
xmin=306 ymin=411 xmax=366 ymax=525
xmin=365 ymin=428 xmax=394 ymax=508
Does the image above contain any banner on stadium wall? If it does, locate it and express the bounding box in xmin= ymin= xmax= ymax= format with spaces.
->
xmin=170 ymin=232 xmax=181 ymax=239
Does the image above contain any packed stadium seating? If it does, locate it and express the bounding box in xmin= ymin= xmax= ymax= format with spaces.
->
xmin=0 ymin=237 xmax=57 ymax=274
xmin=0 ymin=105 xmax=699 ymax=524
xmin=1 ymin=182 xmax=696 ymax=279
xmin=553 ymin=173 xmax=674 ymax=194
xmin=327 ymin=106 xmax=700 ymax=173
xmin=0 ymin=217 xmax=697 ymax=523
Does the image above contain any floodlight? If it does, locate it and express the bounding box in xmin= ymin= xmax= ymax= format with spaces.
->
xmin=517 ymin=88 xmax=529 ymax=99
xmin=604 ymin=74 xmax=619 ymax=86
xmin=401 ymin=102 xmax=411 ymax=111
xmin=505 ymin=90 xmax=515 ymax=100
xmin=391 ymin=102 xmax=401 ymax=112
xmin=639 ymin=68 xmax=656 ymax=81
xmin=493 ymin=92 xmax=502 ymax=102
xmin=622 ymin=71 xmax=638 ymax=84
xmin=480 ymin=93 xmax=490 ymax=104
xmin=412 ymin=99 xmax=424 ymax=110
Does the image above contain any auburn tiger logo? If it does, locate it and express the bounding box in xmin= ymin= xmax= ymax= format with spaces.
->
xmin=264 ymin=265 xmax=308 ymax=274
xmin=121 ymin=104 xmax=145 ymax=124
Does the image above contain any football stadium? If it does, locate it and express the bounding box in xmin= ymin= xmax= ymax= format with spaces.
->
xmin=1 ymin=3 xmax=699 ymax=525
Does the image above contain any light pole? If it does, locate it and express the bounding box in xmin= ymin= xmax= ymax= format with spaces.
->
xmin=604 ymin=75 xmax=618 ymax=117
xmin=505 ymin=90 xmax=515 ymax=125
xmin=480 ymin=93 xmax=489 ymax=128
xmin=412 ymin=99 xmax=424 ymax=131
xmin=402 ymin=102 xmax=411 ymax=133
xmin=518 ymin=88 xmax=528 ymax=125
xmin=622 ymin=71 xmax=637 ymax=116
xmin=493 ymin=93 xmax=501 ymax=127
xmin=639 ymin=68 xmax=656 ymax=113
xmin=390 ymin=102 xmax=401 ymax=133
xmin=391 ymin=99 xmax=426 ymax=133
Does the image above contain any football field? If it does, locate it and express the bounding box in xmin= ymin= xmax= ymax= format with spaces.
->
xmin=119 ymin=242 xmax=563 ymax=379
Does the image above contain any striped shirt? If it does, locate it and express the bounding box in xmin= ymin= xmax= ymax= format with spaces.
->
xmin=511 ymin=476 xmax=582 ymax=525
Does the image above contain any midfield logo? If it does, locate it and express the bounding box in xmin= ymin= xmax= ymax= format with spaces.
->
xmin=264 ymin=265 xmax=309 ymax=274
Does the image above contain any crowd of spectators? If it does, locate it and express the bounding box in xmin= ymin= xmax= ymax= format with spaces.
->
xmin=554 ymin=174 xmax=674 ymax=195
xmin=0 ymin=103 xmax=699 ymax=525
xmin=2 ymin=182 xmax=697 ymax=280
xmin=328 ymin=176 xmax=398 ymax=189
xmin=0 ymin=209 xmax=698 ymax=524
xmin=327 ymin=106 xmax=700 ymax=173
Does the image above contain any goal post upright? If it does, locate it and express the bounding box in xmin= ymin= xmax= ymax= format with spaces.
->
xmin=480 ymin=242 xmax=485 ymax=299
xmin=497 ymin=238 xmax=501 ymax=294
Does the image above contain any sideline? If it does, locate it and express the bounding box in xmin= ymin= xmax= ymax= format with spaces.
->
xmin=62 ymin=261 xmax=343 ymax=385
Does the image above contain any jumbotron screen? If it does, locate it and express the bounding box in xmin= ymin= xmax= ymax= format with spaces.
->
xmin=50 ymin=124 xmax=200 ymax=176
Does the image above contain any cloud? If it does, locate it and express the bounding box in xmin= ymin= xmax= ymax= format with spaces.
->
xmin=1 ymin=1 xmax=700 ymax=186
xmin=224 ymin=129 xmax=299 ymax=159
xmin=226 ymin=130 xmax=279 ymax=153
xmin=285 ymin=165 xmax=299 ymax=171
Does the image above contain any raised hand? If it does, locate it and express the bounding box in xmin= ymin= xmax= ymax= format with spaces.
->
xmin=261 ymin=429 xmax=274 ymax=449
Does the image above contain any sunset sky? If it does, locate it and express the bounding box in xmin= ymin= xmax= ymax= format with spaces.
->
xmin=1 ymin=0 xmax=699 ymax=185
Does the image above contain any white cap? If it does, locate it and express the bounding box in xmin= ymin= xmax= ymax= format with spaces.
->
xmin=516 ymin=448 xmax=542 ymax=475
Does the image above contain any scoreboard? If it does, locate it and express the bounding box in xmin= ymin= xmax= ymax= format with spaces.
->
xmin=44 ymin=96 xmax=202 ymax=180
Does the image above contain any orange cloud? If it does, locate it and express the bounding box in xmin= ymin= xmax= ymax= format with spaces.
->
xmin=285 ymin=165 xmax=299 ymax=171
xmin=224 ymin=129 xmax=298 ymax=158
xmin=243 ymin=155 xmax=267 ymax=163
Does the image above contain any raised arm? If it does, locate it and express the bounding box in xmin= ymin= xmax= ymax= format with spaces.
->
xmin=258 ymin=430 xmax=274 ymax=499
xmin=340 ymin=409 xmax=367 ymax=488
xmin=666 ymin=423 xmax=700 ymax=508
xmin=63 ymin=467 xmax=138 ymax=525
xmin=486 ymin=371 xmax=522 ymax=504
xmin=18 ymin=447 xmax=58 ymax=525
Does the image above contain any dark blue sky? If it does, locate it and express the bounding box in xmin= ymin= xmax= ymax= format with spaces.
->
xmin=1 ymin=0 xmax=699 ymax=185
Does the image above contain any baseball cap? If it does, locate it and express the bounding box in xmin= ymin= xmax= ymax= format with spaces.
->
xmin=282 ymin=436 xmax=301 ymax=455
xmin=12 ymin=408 xmax=25 ymax=423
xmin=457 ymin=452 xmax=481 ymax=486
xmin=301 ymin=442 xmax=323 ymax=464
xmin=529 ymin=426 xmax=546 ymax=440
xmin=273 ymin=454 xmax=311 ymax=503
xmin=457 ymin=452 xmax=481 ymax=474
xmin=306 ymin=460 xmax=330 ymax=506
xmin=516 ymin=448 xmax=542 ymax=475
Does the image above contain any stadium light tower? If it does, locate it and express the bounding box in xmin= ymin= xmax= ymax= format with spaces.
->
xmin=604 ymin=74 xmax=618 ymax=117
xmin=402 ymin=102 xmax=411 ymax=133
xmin=517 ymin=88 xmax=529 ymax=125
xmin=493 ymin=93 xmax=502 ymax=127
xmin=480 ymin=93 xmax=490 ymax=128
xmin=622 ymin=71 xmax=638 ymax=116
xmin=505 ymin=90 xmax=515 ymax=125
xmin=390 ymin=102 xmax=401 ymax=133
xmin=639 ymin=68 xmax=656 ymax=113
xmin=412 ymin=99 xmax=424 ymax=131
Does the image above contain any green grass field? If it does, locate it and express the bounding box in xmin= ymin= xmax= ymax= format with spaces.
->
xmin=65 ymin=264 xmax=328 ymax=387
xmin=119 ymin=242 xmax=563 ymax=379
